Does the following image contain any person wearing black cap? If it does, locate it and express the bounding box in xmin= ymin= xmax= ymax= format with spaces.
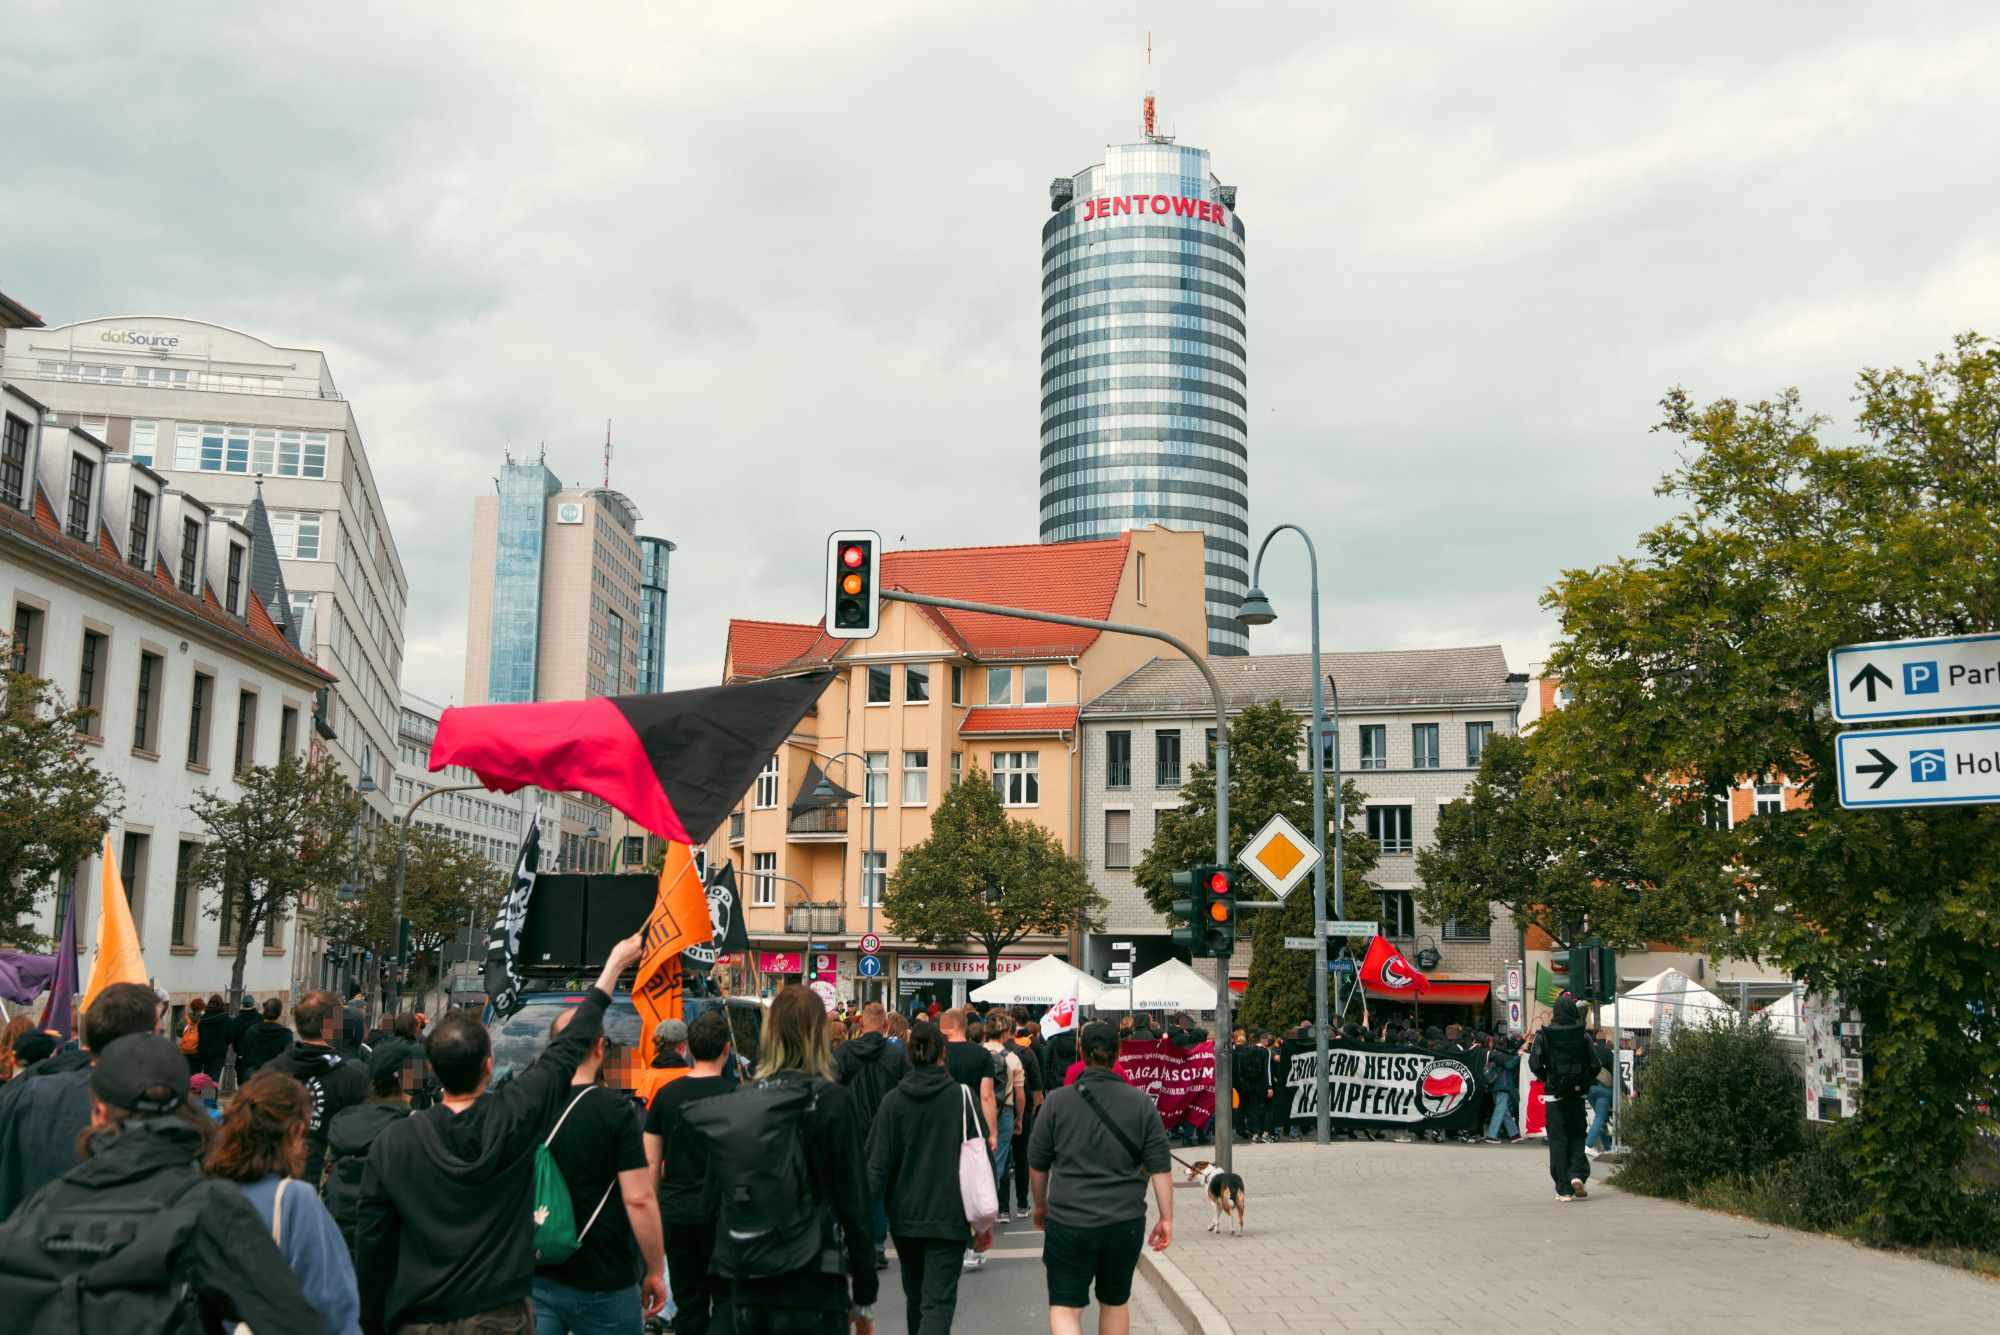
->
xmin=10 ymin=1030 xmax=54 ymax=1072
xmin=229 ymin=993 xmax=261 ymax=1084
xmin=0 ymin=1033 xmax=323 ymax=1332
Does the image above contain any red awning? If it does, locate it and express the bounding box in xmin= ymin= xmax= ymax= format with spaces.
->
xmin=1363 ymin=979 xmax=1492 ymax=1006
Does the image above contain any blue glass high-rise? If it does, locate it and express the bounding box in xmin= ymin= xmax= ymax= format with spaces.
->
xmin=487 ymin=462 xmax=559 ymax=703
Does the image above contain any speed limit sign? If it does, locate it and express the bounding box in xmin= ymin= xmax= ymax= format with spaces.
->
xmin=860 ymin=932 xmax=881 ymax=954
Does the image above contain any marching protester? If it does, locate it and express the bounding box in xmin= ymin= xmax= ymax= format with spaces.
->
xmin=1231 ymin=1025 xmax=1271 ymax=1144
xmin=275 ymin=990 xmax=371 ymax=1184
xmin=1485 ymin=1035 xmax=1523 ymax=1142
xmin=981 ymin=1010 xmax=1026 ymax=1224
xmin=866 ymin=1020 xmax=992 ymax=1334
xmin=240 ymin=996 xmax=297 ymax=1076
xmin=196 ymin=993 xmax=234 ymax=1082
xmin=355 ymin=932 xmax=644 ymax=1335
xmin=636 ymin=1016 xmax=691 ymax=1108
xmin=532 ymin=1004 xmax=668 ymax=1333
xmin=644 ymin=1010 xmax=738 ymax=1335
xmin=1530 ymin=993 xmax=1598 ymax=1201
xmin=322 ymin=1041 xmax=422 ymax=1260
xmin=228 ymin=993 xmax=261 ymax=1084
xmin=1585 ymin=1026 xmax=1616 ymax=1156
xmin=1007 ymin=1006 xmax=1047 ymax=1218
xmin=0 ymin=980 xmax=158 ymax=1218
xmin=0 ymin=1032 xmax=324 ymax=1332
xmin=939 ymin=1007 xmax=998 ymax=1158
xmin=833 ymin=1000 xmax=912 ymax=1269
xmin=209 ymin=1069 xmax=364 ymax=1335
xmin=1030 ymin=1020 xmax=1173 ymax=1335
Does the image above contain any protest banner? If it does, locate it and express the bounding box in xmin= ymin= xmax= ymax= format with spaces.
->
xmin=1118 ymin=1038 xmax=1216 ymax=1132
xmin=1277 ymin=1037 xmax=1486 ymax=1136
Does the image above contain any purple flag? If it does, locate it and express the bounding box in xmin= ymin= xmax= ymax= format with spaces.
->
xmin=40 ymin=897 xmax=77 ymax=1041
xmin=0 ymin=952 xmax=59 ymax=1006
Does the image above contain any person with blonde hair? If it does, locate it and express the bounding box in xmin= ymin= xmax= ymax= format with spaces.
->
xmin=209 ymin=1070 xmax=361 ymax=1334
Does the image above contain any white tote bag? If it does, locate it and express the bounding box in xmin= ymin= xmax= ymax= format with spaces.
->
xmin=958 ymin=1084 xmax=999 ymax=1231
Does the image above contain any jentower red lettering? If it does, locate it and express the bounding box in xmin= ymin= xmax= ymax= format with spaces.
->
xmin=1112 ymin=196 xmax=1132 ymax=216
xmin=1172 ymin=196 xmax=1198 ymax=218
xmin=1215 ymin=206 xmax=1228 ymax=229
xmin=1096 ymin=198 xmax=1109 ymax=218
xmin=1082 ymin=199 xmax=1097 ymax=222
xmin=1152 ymin=194 xmax=1170 ymax=214
xmin=1198 ymin=201 xmax=1214 ymax=223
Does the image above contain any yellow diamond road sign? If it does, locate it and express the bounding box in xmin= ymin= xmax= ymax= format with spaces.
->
xmin=1240 ymin=813 xmax=1321 ymax=900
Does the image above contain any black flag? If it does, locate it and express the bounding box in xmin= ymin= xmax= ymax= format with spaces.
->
xmin=484 ymin=821 xmax=540 ymax=1020
xmin=708 ymin=862 xmax=751 ymax=953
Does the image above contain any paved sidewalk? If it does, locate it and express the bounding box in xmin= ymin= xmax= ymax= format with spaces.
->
xmin=1148 ymin=1139 xmax=1997 ymax=1334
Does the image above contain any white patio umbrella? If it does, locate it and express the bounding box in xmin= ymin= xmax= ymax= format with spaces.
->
xmin=967 ymin=954 xmax=1105 ymax=1006
xmin=1090 ymin=958 xmax=1217 ymax=1014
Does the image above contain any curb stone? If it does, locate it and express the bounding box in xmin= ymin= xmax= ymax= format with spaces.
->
xmin=1138 ymin=1246 xmax=1235 ymax=1335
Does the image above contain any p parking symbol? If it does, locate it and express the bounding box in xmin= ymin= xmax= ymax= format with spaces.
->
xmin=1904 ymin=661 xmax=1939 ymax=694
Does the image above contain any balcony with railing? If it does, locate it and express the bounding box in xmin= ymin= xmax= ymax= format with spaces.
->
xmin=786 ymin=902 xmax=845 ymax=936
xmin=728 ymin=812 xmax=745 ymax=845
xmin=786 ymin=805 xmax=848 ymax=841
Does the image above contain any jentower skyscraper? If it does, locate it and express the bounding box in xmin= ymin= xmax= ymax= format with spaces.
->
xmin=1039 ymin=98 xmax=1248 ymax=655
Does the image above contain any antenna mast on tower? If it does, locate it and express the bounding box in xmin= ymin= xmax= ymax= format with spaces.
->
xmin=603 ymin=419 xmax=612 ymax=490
xmin=1143 ymin=31 xmax=1155 ymax=138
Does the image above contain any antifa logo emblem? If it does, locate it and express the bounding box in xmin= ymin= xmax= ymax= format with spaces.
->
xmin=1416 ymin=1060 xmax=1474 ymax=1118
xmin=1380 ymin=956 xmax=1416 ymax=990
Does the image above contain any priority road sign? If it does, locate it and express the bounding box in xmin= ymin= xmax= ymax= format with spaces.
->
xmin=1828 ymin=632 xmax=2000 ymax=723
xmin=1835 ymin=721 xmax=2000 ymax=809
xmin=857 ymin=953 xmax=883 ymax=978
xmin=1239 ymin=813 xmax=1321 ymax=900
xmin=860 ymin=932 xmax=881 ymax=954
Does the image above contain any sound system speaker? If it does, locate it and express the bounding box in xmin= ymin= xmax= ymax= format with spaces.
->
xmin=585 ymin=874 xmax=657 ymax=963
xmin=517 ymin=874 xmax=588 ymax=968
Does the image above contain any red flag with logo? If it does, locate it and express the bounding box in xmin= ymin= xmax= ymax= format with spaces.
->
xmin=1358 ymin=934 xmax=1429 ymax=996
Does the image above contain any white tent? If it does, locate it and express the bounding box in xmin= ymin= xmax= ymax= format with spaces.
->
xmin=1610 ymin=968 xmax=1736 ymax=1031
xmin=1092 ymin=958 xmax=1218 ymax=1014
xmin=968 ymin=954 xmax=1105 ymax=1006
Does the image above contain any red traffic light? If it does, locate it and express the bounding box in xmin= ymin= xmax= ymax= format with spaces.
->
xmin=841 ymin=544 xmax=865 ymax=569
xmin=1207 ymin=872 xmax=1229 ymax=893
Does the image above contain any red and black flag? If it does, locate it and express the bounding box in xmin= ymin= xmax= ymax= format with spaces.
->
xmin=429 ymin=672 xmax=833 ymax=843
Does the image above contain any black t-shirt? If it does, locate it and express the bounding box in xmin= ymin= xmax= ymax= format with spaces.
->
xmin=945 ymin=1041 xmax=991 ymax=1137
xmin=539 ymin=1085 xmax=648 ymax=1292
xmin=1014 ymin=1040 xmax=1045 ymax=1101
xmin=643 ymin=1074 xmax=734 ymax=1224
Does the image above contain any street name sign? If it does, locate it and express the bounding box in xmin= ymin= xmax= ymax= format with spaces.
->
xmin=1835 ymin=722 xmax=2000 ymax=809
xmin=1239 ymin=813 xmax=1321 ymax=900
xmin=1284 ymin=936 xmax=1318 ymax=951
xmin=1828 ymin=632 xmax=2000 ymax=723
xmin=1319 ymin=920 xmax=1380 ymax=937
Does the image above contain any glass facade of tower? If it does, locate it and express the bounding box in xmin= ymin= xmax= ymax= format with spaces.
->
xmin=637 ymin=535 xmax=673 ymax=694
xmin=487 ymin=462 xmax=559 ymax=703
xmin=1039 ymin=140 xmax=1248 ymax=655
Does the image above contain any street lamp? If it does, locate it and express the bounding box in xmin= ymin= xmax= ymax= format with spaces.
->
xmin=1238 ymin=523 xmax=1341 ymax=1148
xmin=337 ymin=772 xmax=377 ymax=993
xmin=386 ymin=780 xmax=485 ymax=1016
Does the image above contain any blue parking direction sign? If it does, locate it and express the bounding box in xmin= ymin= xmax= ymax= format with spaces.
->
xmin=1828 ymin=632 xmax=2000 ymax=723
xmin=1835 ymin=722 xmax=2000 ymax=809
xmin=857 ymin=953 xmax=883 ymax=978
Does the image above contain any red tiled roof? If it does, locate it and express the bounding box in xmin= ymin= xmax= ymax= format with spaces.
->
xmin=959 ymin=706 xmax=1080 ymax=736
xmin=726 ymin=535 xmax=1133 ymax=678
xmin=3 ymin=486 xmax=331 ymax=682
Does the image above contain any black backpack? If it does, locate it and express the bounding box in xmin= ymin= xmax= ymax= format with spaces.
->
xmin=1536 ymin=1028 xmax=1596 ymax=1098
xmin=0 ymin=1167 xmax=211 ymax=1333
xmin=681 ymin=1074 xmax=844 ymax=1280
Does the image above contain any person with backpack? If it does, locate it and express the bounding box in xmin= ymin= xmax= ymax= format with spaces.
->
xmin=1006 ymin=1008 xmax=1046 ymax=1217
xmin=532 ymin=1003 xmax=667 ymax=1334
xmin=980 ymin=1011 xmax=1025 ymax=1226
xmin=322 ymin=1041 xmax=422 ymax=1260
xmin=644 ymin=1010 xmax=738 ymax=1335
xmin=681 ymin=984 xmax=879 ymax=1335
xmin=240 ymin=996 xmax=297 ymax=1076
xmin=866 ymin=1020 xmax=993 ymax=1334
xmin=208 ymin=1069 xmax=363 ymax=1334
xmin=1484 ymin=1035 xmax=1522 ymax=1142
xmin=179 ymin=997 xmax=205 ymax=1075
xmin=272 ymin=990 xmax=371 ymax=1185
xmin=833 ymin=1000 xmax=911 ymax=1269
xmin=355 ymin=932 xmax=644 ymax=1335
xmin=0 ymin=1032 xmax=324 ymax=1333
xmin=1584 ymin=1026 xmax=1616 ymax=1156
xmin=0 ymin=980 xmax=160 ymax=1220
xmin=1529 ymin=994 xmax=1597 ymax=1201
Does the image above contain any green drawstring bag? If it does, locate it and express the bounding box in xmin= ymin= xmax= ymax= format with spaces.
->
xmin=532 ymin=1090 xmax=588 ymax=1263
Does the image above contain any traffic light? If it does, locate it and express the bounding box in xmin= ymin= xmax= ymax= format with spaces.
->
xmin=1581 ymin=940 xmax=1617 ymax=1004
xmin=396 ymin=915 xmax=413 ymax=967
xmin=1170 ymin=866 xmax=1236 ymax=958
xmin=825 ymin=530 xmax=881 ymax=639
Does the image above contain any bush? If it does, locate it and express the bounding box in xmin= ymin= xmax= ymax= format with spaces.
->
xmin=1614 ymin=1016 xmax=1803 ymax=1199
xmin=1690 ymin=1121 xmax=1868 ymax=1234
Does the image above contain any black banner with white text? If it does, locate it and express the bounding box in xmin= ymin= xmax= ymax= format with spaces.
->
xmin=1276 ymin=1039 xmax=1486 ymax=1134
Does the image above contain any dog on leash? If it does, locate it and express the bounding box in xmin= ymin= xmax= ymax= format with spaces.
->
xmin=1186 ymin=1161 xmax=1248 ymax=1236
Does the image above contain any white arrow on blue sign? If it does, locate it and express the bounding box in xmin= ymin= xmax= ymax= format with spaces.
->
xmin=1835 ymin=722 xmax=2000 ymax=809
xmin=856 ymin=953 xmax=883 ymax=977
xmin=1828 ymin=632 xmax=2000 ymax=723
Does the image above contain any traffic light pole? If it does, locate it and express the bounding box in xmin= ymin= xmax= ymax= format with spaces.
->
xmin=879 ymin=589 xmax=1239 ymax=1172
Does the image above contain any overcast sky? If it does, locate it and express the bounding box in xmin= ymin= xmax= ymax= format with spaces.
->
xmin=6 ymin=4 xmax=1996 ymax=702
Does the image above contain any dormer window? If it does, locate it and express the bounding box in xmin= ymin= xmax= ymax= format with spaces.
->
xmin=225 ymin=543 xmax=246 ymax=615
xmin=64 ymin=455 xmax=96 ymax=542
xmin=0 ymin=415 xmax=28 ymax=509
xmin=178 ymin=517 xmax=201 ymax=595
xmin=128 ymin=490 xmax=154 ymax=569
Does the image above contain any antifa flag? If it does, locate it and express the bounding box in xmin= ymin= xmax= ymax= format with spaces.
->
xmin=1273 ymin=1036 xmax=1486 ymax=1136
xmin=484 ymin=822 xmax=541 ymax=1020
xmin=430 ymin=672 xmax=833 ymax=844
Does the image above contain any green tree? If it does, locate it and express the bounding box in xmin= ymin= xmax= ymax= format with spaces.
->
xmin=190 ymin=753 xmax=360 ymax=998
xmin=318 ymin=824 xmax=500 ymax=1014
xmin=0 ymin=654 xmax=122 ymax=945
xmin=1541 ymin=333 xmax=2000 ymax=1245
xmin=883 ymin=769 xmax=1105 ymax=977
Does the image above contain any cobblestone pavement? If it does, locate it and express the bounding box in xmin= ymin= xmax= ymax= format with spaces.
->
xmin=1148 ymin=1138 xmax=1998 ymax=1334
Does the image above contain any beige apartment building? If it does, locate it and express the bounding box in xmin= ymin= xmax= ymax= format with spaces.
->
xmin=715 ymin=526 xmax=1206 ymax=1009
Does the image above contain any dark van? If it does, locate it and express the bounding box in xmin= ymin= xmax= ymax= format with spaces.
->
xmin=489 ymin=991 xmax=764 ymax=1094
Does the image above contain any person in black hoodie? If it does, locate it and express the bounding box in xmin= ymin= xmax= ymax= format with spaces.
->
xmin=866 ymin=1020 xmax=989 ymax=1335
xmin=355 ymin=933 xmax=643 ymax=1335
xmin=228 ymin=994 xmax=261 ymax=1084
xmin=275 ymin=989 xmax=371 ymax=1185
xmin=321 ymin=1041 xmax=421 ymax=1259
xmin=195 ymin=992 xmax=234 ymax=1081
xmin=239 ymin=997 xmax=296 ymax=1076
xmin=833 ymin=1001 xmax=911 ymax=1269
xmin=1529 ymin=994 xmax=1598 ymax=1201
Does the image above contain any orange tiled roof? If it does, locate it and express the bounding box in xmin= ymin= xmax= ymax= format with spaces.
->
xmin=959 ymin=706 xmax=1080 ymax=736
xmin=726 ymin=619 xmax=837 ymax=679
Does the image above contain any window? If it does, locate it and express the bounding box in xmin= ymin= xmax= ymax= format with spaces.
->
xmin=1104 ymin=810 xmax=1132 ymax=869
xmin=866 ymin=665 xmax=891 ymax=704
xmin=279 ymin=705 xmax=298 ymax=757
xmin=1367 ymin=805 xmax=1413 ymax=854
xmin=1444 ymin=913 xmax=1491 ymax=941
xmin=178 ymin=518 xmax=201 ymax=595
xmin=902 ymin=751 xmax=928 ymax=805
xmin=127 ymin=489 xmax=153 ymax=569
xmin=263 ymin=905 xmax=283 ymax=949
xmin=751 ymin=853 xmax=777 ymax=907
xmin=1359 ymin=725 xmax=1387 ymax=771
xmin=905 ymin=663 xmax=930 ymax=703
xmin=1466 ymin=721 xmax=1493 ymax=768
xmin=1412 ymin=724 xmax=1440 ymax=770
xmin=10 ymin=604 xmax=42 ymax=674
xmin=0 ymin=414 xmax=28 ymax=508
xmin=992 ymin=751 xmax=1039 ymax=806
xmin=1378 ymin=889 xmax=1416 ymax=938
xmin=1754 ymin=782 xmax=1784 ymax=816
xmin=187 ymin=672 xmax=213 ymax=767
xmin=225 ymin=544 xmax=246 ymax=614
xmin=1155 ymin=730 xmax=1182 ymax=787
xmin=985 ymin=668 xmax=1012 ymax=706
xmin=864 ymin=751 xmax=888 ymax=807
xmin=862 ymin=851 xmax=886 ymax=907
xmin=233 ymin=690 xmax=258 ymax=774
xmin=129 ymin=420 xmax=157 ymax=466
xmin=76 ymin=631 xmax=107 ymax=736
xmin=1105 ymin=730 xmax=1131 ymax=788
xmin=1205 ymin=727 xmax=1217 ymax=766
xmin=949 ymin=751 xmax=963 ymax=787
xmin=133 ymin=651 xmax=163 ymax=753
xmin=120 ymin=831 xmax=148 ymax=933
xmin=270 ymin=511 xmax=321 ymax=560
xmin=1135 ymin=550 xmax=1147 ymax=604
xmin=752 ymin=755 xmax=780 ymax=809
xmin=951 ymin=666 xmax=965 ymax=705
xmin=1022 ymin=666 xmax=1049 ymax=704
xmin=288 ymin=592 xmax=317 ymax=647
xmin=1705 ymin=793 xmax=1733 ymax=831
xmin=172 ymin=841 xmax=199 ymax=946
xmin=219 ymin=881 xmax=238 ymax=948
xmin=623 ymin=835 xmax=647 ymax=867
xmin=65 ymin=455 xmax=95 ymax=542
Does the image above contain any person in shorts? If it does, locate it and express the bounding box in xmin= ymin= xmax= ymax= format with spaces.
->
xmin=1027 ymin=1020 xmax=1172 ymax=1335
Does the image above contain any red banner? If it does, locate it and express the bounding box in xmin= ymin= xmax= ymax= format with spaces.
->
xmin=1117 ymin=1039 xmax=1216 ymax=1132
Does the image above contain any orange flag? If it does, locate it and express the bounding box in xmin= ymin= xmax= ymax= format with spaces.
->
xmin=631 ymin=841 xmax=707 ymax=1100
xmin=81 ymin=833 xmax=147 ymax=1014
